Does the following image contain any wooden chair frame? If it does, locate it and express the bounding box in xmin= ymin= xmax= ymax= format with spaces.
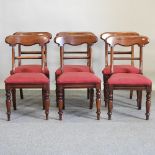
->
xmin=100 ymin=32 xmax=140 ymax=107
xmin=106 ymin=35 xmax=151 ymax=120
xmin=54 ymin=32 xmax=101 ymax=120
xmin=5 ymin=34 xmax=50 ymax=120
xmin=13 ymin=32 xmax=52 ymax=100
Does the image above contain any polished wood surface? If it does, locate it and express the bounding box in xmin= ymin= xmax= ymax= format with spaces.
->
xmin=106 ymin=35 xmax=151 ymax=120
xmin=54 ymin=32 xmax=101 ymax=120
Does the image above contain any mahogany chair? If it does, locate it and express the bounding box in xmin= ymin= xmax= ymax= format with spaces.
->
xmin=5 ymin=35 xmax=50 ymax=120
xmin=106 ymin=35 xmax=152 ymax=120
xmin=55 ymin=32 xmax=95 ymax=109
xmin=12 ymin=32 xmax=52 ymax=100
xmin=54 ymin=32 xmax=101 ymax=120
xmin=100 ymin=32 xmax=140 ymax=107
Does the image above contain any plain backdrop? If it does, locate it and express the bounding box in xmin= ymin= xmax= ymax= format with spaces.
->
xmin=0 ymin=0 xmax=155 ymax=89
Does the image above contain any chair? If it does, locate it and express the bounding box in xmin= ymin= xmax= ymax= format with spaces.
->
xmin=12 ymin=32 xmax=52 ymax=100
xmin=54 ymin=32 xmax=101 ymax=120
xmin=100 ymin=32 xmax=140 ymax=107
xmin=55 ymin=32 xmax=95 ymax=109
xmin=106 ymin=35 xmax=152 ymax=120
xmin=5 ymin=34 xmax=50 ymax=120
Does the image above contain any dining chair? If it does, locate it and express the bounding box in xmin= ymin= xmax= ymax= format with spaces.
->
xmin=100 ymin=32 xmax=140 ymax=107
xmin=5 ymin=34 xmax=50 ymax=120
xmin=106 ymin=35 xmax=151 ymax=120
xmin=55 ymin=32 xmax=96 ymax=109
xmin=12 ymin=32 xmax=52 ymax=101
xmin=54 ymin=32 xmax=101 ymax=120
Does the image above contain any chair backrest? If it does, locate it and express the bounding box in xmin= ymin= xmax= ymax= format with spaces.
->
xmin=5 ymin=34 xmax=50 ymax=73
xmin=13 ymin=32 xmax=52 ymax=66
xmin=106 ymin=35 xmax=149 ymax=74
xmin=100 ymin=32 xmax=140 ymax=67
xmin=54 ymin=32 xmax=98 ymax=73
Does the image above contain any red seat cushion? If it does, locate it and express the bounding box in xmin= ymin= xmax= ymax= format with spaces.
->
xmin=57 ymin=72 xmax=101 ymax=84
xmin=108 ymin=73 xmax=152 ymax=86
xmin=55 ymin=65 xmax=90 ymax=76
xmin=102 ymin=65 xmax=140 ymax=74
xmin=5 ymin=73 xmax=49 ymax=84
xmin=13 ymin=65 xmax=49 ymax=76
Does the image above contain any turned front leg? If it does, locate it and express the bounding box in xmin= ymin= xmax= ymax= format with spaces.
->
xmin=108 ymin=88 xmax=113 ymax=120
xmin=146 ymin=90 xmax=151 ymax=120
xmin=6 ymin=89 xmax=11 ymax=121
xmin=43 ymin=88 xmax=50 ymax=120
xmin=58 ymin=86 xmax=63 ymax=120
xmin=96 ymin=88 xmax=101 ymax=120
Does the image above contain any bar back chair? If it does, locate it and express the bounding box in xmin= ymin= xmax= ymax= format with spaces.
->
xmin=12 ymin=32 xmax=52 ymax=99
xmin=54 ymin=32 xmax=101 ymax=120
xmin=5 ymin=34 xmax=50 ymax=120
xmin=55 ymin=32 xmax=96 ymax=109
xmin=100 ymin=32 xmax=140 ymax=106
xmin=106 ymin=35 xmax=151 ymax=120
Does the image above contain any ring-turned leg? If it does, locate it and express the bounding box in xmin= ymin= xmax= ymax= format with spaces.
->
xmin=96 ymin=88 xmax=101 ymax=120
xmin=146 ymin=89 xmax=151 ymax=120
xmin=6 ymin=88 xmax=11 ymax=121
xmin=58 ymin=86 xmax=63 ymax=120
xmin=108 ymin=87 xmax=113 ymax=120
xmin=43 ymin=87 xmax=50 ymax=120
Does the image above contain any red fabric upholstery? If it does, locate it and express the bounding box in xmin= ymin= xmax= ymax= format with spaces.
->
xmin=102 ymin=65 xmax=140 ymax=75
xmin=5 ymin=73 xmax=49 ymax=84
xmin=13 ymin=65 xmax=49 ymax=75
xmin=55 ymin=65 xmax=90 ymax=76
xmin=108 ymin=73 xmax=152 ymax=86
xmin=57 ymin=72 xmax=101 ymax=84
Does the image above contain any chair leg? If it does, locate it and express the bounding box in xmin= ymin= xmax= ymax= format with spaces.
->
xmin=12 ymin=88 xmax=16 ymax=110
xmin=89 ymin=88 xmax=94 ymax=109
xmin=43 ymin=88 xmax=50 ymax=120
xmin=6 ymin=89 xmax=11 ymax=121
xmin=104 ymin=75 xmax=109 ymax=107
xmin=129 ymin=90 xmax=133 ymax=99
xmin=146 ymin=90 xmax=151 ymax=120
xmin=137 ymin=90 xmax=142 ymax=110
xmin=63 ymin=89 xmax=65 ymax=110
xmin=42 ymin=89 xmax=45 ymax=110
xmin=108 ymin=88 xmax=113 ymax=120
xmin=96 ymin=88 xmax=101 ymax=120
xmin=58 ymin=86 xmax=63 ymax=120
xmin=87 ymin=88 xmax=90 ymax=99
xmin=20 ymin=88 xmax=24 ymax=99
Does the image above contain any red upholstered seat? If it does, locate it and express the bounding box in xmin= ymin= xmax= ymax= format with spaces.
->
xmin=55 ymin=65 xmax=90 ymax=76
xmin=102 ymin=65 xmax=140 ymax=75
xmin=57 ymin=72 xmax=101 ymax=84
xmin=108 ymin=73 xmax=152 ymax=86
xmin=5 ymin=73 xmax=49 ymax=84
xmin=13 ymin=65 xmax=49 ymax=75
